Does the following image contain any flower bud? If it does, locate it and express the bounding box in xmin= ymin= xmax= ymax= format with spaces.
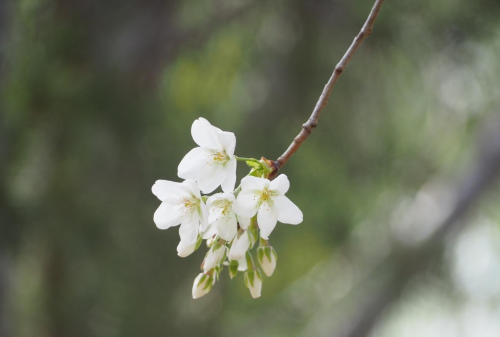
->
xmin=177 ymin=236 xmax=202 ymax=258
xmin=244 ymin=269 xmax=263 ymax=299
xmin=257 ymin=246 xmax=277 ymax=276
xmin=192 ymin=272 xmax=215 ymax=299
xmin=229 ymin=230 xmax=251 ymax=261
xmin=203 ymin=242 xmax=227 ymax=273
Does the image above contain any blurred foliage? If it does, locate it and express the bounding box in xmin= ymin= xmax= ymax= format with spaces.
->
xmin=1 ymin=0 xmax=500 ymax=336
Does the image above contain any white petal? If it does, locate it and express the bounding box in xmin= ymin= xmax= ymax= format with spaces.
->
xmin=194 ymin=164 xmax=218 ymax=188
xmin=275 ymin=196 xmax=303 ymax=225
xmin=199 ymin=201 xmax=209 ymax=232
xmin=245 ymin=272 xmax=262 ymax=299
xmin=202 ymin=221 xmax=217 ymax=239
xmin=208 ymin=207 xmax=223 ymax=224
xmin=178 ymin=147 xmax=212 ymax=180
xmin=220 ymin=157 xmax=237 ymax=192
xmin=204 ymin=245 xmax=226 ymax=272
xmin=229 ymin=231 xmax=250 ymax=261
xmin=206 ymin=192 xmax=234 ymax=207
xmin=237 ymin=215 xmax=251 ymax=230
xmin=216 ymin=131 xmax=236 ymax=156
xmin=192 ymin=273 xmax=214 ymax=299
xmin=269 ymin=174 xmax=290 ymax=195
xmin=182 ymin=179 xmax=202 ymax=199
xmin=154 ymin=202 xmax=183 ymax=229
xmin=237 ymin=256 xmax=248 ymax=271
xmin=207 ymin=193 xmax=231 ymax=224
xmin=177 ymin=240 xmax=197 ymax=258
xmin=179 ymin=215 xmax=200 ymax=244
xmin=257 ymin=204 xmax=278 ymax=240
xmin=191 ymin=118 xmax=222 ymax=150
xmin=258 ymin=247 xmax=277 ymax=276
xmin=217 ymin=212 xmax=238 ymax=241
xmin=197 ymin=165 xmax=227 ymax=194
xmin=152 ymin=180 xmax=188 ymax=201
xmin=233 ymin=190 xmax=259 ymax=218
xmin=241 ymin=176 xmax=269 ymax=192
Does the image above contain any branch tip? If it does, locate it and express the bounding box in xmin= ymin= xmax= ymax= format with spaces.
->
xmin=273 ymin=0 xmax=385 ymax=172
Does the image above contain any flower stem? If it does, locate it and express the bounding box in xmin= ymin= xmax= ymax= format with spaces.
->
xmin=234 ymin=156 xmax=259 ymax=162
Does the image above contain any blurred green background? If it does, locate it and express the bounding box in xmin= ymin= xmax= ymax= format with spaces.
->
xmin=1 ymin=0 xmax=500 ymax=336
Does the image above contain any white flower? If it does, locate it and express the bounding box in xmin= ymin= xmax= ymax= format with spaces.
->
xmin=192 ymin=273 xmax=215 ymax=299
xmin=178 ymin=118 xmax=237 ymax=194
xmin=244 ymin=270 xmax=263 ymax=299
xmin=203 ymin=242 xmax=227 ymax=272
xmin=202 ymin=203 xmax=250 ymax=240
xmin=233 ymin=174 xmax=303 ymax=240
xmin=177 ymin=238 xmax=198 ymax=258
xmin=206 ymin=193 xmax=242 ymax=241
xmin=257 ymin=246 xmax=277 ymax=276
xmin=228 ymin=229 xmax=251 ymax=261
xmin=152 ymin=179 xmax=208 ymax=245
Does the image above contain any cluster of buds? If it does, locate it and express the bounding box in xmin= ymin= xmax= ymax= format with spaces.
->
xmin=152 ymin=118 xmax=302 ymax=298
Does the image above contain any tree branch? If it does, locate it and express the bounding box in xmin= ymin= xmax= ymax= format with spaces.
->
xmin=271 ymin=0 xmax=385 ymax=175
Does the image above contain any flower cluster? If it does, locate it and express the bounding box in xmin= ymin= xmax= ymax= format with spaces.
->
xmin=152 ymin=118 xmax=303 ymax=299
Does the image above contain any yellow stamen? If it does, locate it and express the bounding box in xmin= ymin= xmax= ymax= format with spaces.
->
xmin=206 ymin=150 xmax=230 ymax=166
xmin=181 ymin=197 xmax=200 ymax=216
xmin=213 ymin=199 xmax=233 ymax=222
xmin=258 ymin=188 xmax=275 ymax=207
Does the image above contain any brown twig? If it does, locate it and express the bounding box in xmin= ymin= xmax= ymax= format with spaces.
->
xmin=271 ymin=0 xmax=385 ymax=175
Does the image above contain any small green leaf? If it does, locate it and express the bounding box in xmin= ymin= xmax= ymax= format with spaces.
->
xmin=246 ymin=161 xmax=261 ymax=168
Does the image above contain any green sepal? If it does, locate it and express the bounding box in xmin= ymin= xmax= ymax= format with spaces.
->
xmin=247 ymin=270 xmax=255 ymax=287
xmin=245 ymin=251 xmax=255 ymax=271
xmin=244 ymin=272 xmax=249 ymax=288
xmin=255 ymin=269 xmax=263 ymax=282
xmin=212 ymin=241 xmax=222 ymax=251
xmin=257 ymin=246 xmax=265 ymax=263
xmin=215 ymin=265 xmax=221 ymax=281
xmin=248 ymin=218 xmax=258 ymax=248
xmin=195 ymin=235 xmax=203 ymax=250
xmin=199 ymin=274 xmax=207 ymax=286
xmin=271 ymin=247 xmax=278 ymax=261
xmin=248 ymin=229 xmax=256 ymax=249
xmin=264 ymin=247 xmax=272 ymax=262
xmin=229 ymin=260 xmax=239 ymax=279
xmin=202 ymin=276 xmax=214 ymax=291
